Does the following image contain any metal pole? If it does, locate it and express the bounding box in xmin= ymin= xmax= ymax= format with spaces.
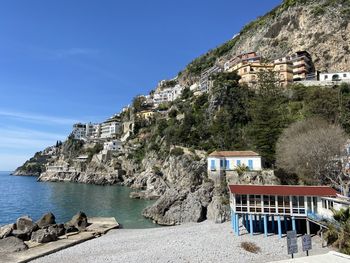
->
xmin=278 ymin=216 xmax=282 ymax=239
xmin=249 ymin=214 xmax=254 ymax=236
xmin=264 ymin=215 xmax=268 ymax=237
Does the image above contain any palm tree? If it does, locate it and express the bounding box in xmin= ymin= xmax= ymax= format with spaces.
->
xmin=325 ymin=208 xmax=350 ymax=254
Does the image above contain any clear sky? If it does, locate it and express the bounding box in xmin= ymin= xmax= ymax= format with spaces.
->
xmin=0 ymin=0 xmax=281 ymax=171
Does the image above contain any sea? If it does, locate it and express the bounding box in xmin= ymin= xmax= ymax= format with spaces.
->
xmin=0 ymin=171 xmax=157 ymax=228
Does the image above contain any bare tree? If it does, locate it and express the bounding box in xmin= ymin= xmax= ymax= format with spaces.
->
xmin=276 ymin=118 xmax=350 ymax=195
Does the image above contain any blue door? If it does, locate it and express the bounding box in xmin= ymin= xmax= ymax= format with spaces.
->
xmin=248 ymin=160 xmax=253 ymax=170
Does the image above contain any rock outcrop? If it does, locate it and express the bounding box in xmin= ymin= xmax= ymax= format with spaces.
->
xmin=0 ymin=237 xmax=27 ymax=253
xmin=36 ymin=212 xmax=56 ymax=228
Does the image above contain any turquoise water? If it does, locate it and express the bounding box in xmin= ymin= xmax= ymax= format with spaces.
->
xmin=0 ymin=171 xmax=157 ymax=228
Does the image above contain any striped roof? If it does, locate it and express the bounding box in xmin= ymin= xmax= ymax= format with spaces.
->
xmin=228 ymin=184 xmax=338 ymax=197
xmin=209 ymin=151 xmax=260 ymax=157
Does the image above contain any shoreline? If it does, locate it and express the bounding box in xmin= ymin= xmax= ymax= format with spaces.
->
xmin=32 ymin=221 xmax=332 ymax=263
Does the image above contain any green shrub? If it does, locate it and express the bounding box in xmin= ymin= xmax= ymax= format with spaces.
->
xmin=170 ymin=147 xmax=184 ymax=156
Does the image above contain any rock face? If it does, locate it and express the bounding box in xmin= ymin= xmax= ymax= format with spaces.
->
xmin=0 ymin=237 xmax=27 ymax=253
xmin=36 ymin=212 xmax=56 ymax=228
xmin=207 ymin=196 xmax=230 ymax=224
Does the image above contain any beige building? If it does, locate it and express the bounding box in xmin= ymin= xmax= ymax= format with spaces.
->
xmin=137 ymin=110 xmax=155 ymax=120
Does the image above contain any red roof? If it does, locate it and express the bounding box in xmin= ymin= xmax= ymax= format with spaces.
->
xmin=209 ymin=151 xmax=260 ymax=157
xmin=228 ymin=184 xmax=337 ymax=197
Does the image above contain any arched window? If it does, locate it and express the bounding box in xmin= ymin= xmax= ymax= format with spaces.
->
xmin=332 ymin=74 xmax=340 ymax=81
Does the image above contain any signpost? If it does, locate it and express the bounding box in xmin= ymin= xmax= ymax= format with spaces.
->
xmin=302 ymin=234 xmax=312 ymax=256
xmin=287 ymin=230 xmax=298 ymax=258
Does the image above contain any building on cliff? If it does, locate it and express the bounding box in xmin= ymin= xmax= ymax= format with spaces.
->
xmin=207 ymin=151 xmax=262 ymax=184
xmin=72 ymin=123 xmax=101 ymax=140
xmin=229 ymin=184 xmax=350 ymax=238
xmin=152 ymin=84 xmax=184 ymax=105
xmin=100 ymin=118 xmax=121 ymax=139
xmin=223 ymin=50 xmax=315 ymax=86
xmin=275 ymin=51 xmax=315 ymax=81
xmin=199 ymin=65 xmax=223 ymax=93
xmin=319 ymin=72 xmax=350 ymax=82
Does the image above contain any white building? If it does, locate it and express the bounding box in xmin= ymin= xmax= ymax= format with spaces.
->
xmin=319 ymin=72 xmax=350 ymax=82
xmin=72 ymin=123 xmax=101 ymax=140
xmin=72 ymin=123 xmax=87 ymax=140
xmin=199 ymin=65 xmax=222 ymax=93
xmin=228 ymin=184 xmax=349 ymax=237
xmin=100 ymin=120 xmax=121 ymax=139
xmin=103 ymin=140 xmax=123 ymax=151
xmin=153 ymin=84 xmax=184 ymax=105
xmin=207 ymin=150 xmax=262 ymax=172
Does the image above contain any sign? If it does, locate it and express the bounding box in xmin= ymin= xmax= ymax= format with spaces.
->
xmin=287 ymin=230 xmax=298 ymax=255
xmin=302 ymin=234 xmax=312 ymax=252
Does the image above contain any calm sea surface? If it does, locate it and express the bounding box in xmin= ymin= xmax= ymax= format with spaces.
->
xmin=0 ymin=171 xmax=157 ymax=228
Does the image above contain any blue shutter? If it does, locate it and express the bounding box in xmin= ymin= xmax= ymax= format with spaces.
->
xmin=225 ymin=160 xmax=230 ymax=170
xmin=248 ymin=160 xmax=253 ymax=170
xmin=210 ymin=160 xmax=215 ymax=170
xmin=220 ymin=159 xmax=224 ymax=168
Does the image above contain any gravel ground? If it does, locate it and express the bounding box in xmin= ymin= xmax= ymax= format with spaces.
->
xmin=33 ymin=221 xmax=330 ymax=263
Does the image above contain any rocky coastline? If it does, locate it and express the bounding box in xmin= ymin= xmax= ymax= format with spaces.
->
xmin=0 ymin=212 xmax=88 ymax=254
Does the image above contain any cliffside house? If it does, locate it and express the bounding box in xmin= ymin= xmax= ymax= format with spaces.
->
xmin=100 ymin=117 xmax=121 ymax=139
xmin=229 ymin=184 xmax=350 ymax=238
xmin=223 ymin=50 xmax=314 ymax=86
xmin=224 ymin=51 xmax=261 ymax=71
xmin=152 ymin=84 xmax=184 ymax=105
xmin=276 ymin=51 xmax=315 ymax=81
xmin=103 ymin=140 xmax=123 ymax=152
xmin=199 ymin=65 xmax=223 ymax=93
xmin=207 ymin=151 xmax=262 ymax=182
xmin=319 ymin=72 xmax=350 ymax=82
xmin=137 ymin=110 xmax=156 ymax=120
xmin=72 ymin=123 xmax=101 ymax=140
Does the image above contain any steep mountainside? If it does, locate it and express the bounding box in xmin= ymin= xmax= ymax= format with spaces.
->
xmin=13 ymin=0 xmax=350 ymax=226
xmin=179 ymin=0 xmax=350 ymax=85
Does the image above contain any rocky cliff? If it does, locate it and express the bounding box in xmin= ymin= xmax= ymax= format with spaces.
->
xmin=179 ymin=0 xmax=350 ymax=85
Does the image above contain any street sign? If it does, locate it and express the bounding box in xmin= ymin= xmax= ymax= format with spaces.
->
xmin=287 ymin=230 xmax=298 ymax=255
xmin=302 ymin=234 xmax=312 ymax=252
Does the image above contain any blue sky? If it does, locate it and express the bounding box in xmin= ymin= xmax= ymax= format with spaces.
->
xmin=0 ymin=0 xmax=281 ymax=170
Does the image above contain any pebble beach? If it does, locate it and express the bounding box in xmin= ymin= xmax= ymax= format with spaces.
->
xmin=32 ymin=221 xmax=330 ymax=263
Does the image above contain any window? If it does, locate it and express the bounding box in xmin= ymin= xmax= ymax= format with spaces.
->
xmin=225 ymin=160 xmax=230 ymax=170
xmin=236 ymin=160 xmax=241 ymax=166
xmin=324 ymin=75 xmax=328 ymax=79
xmin=220 ymin=159 xmax=224 ymax=168
xmin=344 ymin=74 xmax=347 ymax=78
xmin=210 ymin=160 xmax=216 ymax=170
xmin=248 ymin=160 xmax=253 ymax=170
xmin=322 ymin=200 xmax=327 ymax=208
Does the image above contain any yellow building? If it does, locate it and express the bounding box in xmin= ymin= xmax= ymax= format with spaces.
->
xmin=137 ymin=110 xmax=155 ymax=120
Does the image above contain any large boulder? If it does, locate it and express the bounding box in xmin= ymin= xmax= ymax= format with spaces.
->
xmin=47 ymin=224 xmax=66 ymax=237
xmin=207 ymin=196 xmax=230 ymax=223
xmin=143 ymin=183 xmax=213 ymax=225
xmin=0 ymin=224 xmax=14 ymax=239
xmin=65 ymin=212 xmax=88 ymax=231
xmin=0 ymin=236 xmax=27 ymax=253
xmin=31 ymin=229 xmax=57 ymax=243
xmin=36 ymin=212 xmax=56 ymax=228
xmin=13 ymin=216 xmax=38 ymax=241
xmin=16 ymin=216 xmax=37 ymax=232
